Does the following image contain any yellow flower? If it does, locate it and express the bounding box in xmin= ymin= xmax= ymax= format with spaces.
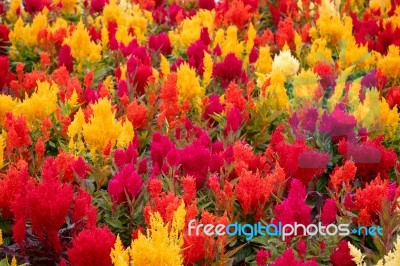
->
xmin=6 ymin=0 xmax=23 ymax=21
xmin=176 ymin=63 xmax=204 ymax=102
xmin=378 ymin=45 xmax=400 ymax=79
xmin=246 ymin=23 xmax=257 ymax=54
xmin=63 ymin=21 xmax=102 ymax=67
xmin=370 ymin=0 xmax=391 ymax=13
xmin=255 ymin=46 xmax=273 ymax=74
xmin=9 ymin=12 xmax=48 ymax=47
xmin=307 ymin=38 xmax=333 ymax=67
xmin=0 ymin=95 xmax=18 ymax=127
xmin=160 ymin=55 xmax=170 ymax=77
xmin=111 ymin=235 xmax=130 ymax=266
xmin=220 ymin=26 xmax=244 ymax=59
xmin=68 ymin=108 xmax=86 ymax=152
xmin=380 ymin=98 xmax=399 ymax=139
xmin=271 ymin=50 xmax=299 ymax=79
xmin=11 ymin=257 xmax=17 ymax=266
xmin=348 ymin=242 xmax=366 ymax=266
xmin=264 ymin=71 xmax=289 ymax=110
xmin=81 ymin=99 xmax=134 ymax=157
xmin=293 ymin=69 xmax=320 ymax=100
xmin=203 ymin=52 xmax=213 ymax=86
xmin=129 ymin=203 xmax=186 ymax=266
xmin=376 ymin=236 xmax=400 ymax=266
xmin=0 ymin=229 xmax=3 ymax=245
xmin=101 ymin=25 xmax=109 ymax=50
xmin=338 ymin=39 xmax=370 ymax=70
xmin=13 ymin=81 xmax=59 ymax=129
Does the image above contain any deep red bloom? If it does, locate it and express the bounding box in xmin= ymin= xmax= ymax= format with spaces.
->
xmin=321 ymin=198 xmax=337 ymax=225
xmin=0 ymin=24 xmax=10 ymax=55
xmin=25 ymin=0 xmax=50 ymax=13
xmin=256 ymin=249 xmax=271 ymax=266
xmin=108 ymin=164 xmax=143 ymax=203
xmin=330 ymin=240 xmax=356 ymax=266
xmin=148 ymin=32 xmax=172 ymax=54
xmin=68 ymin=227 xmax=116 ymax=266
xmin=386 ymin=86 xmax=400 ymax=108
xmin=0 ymin=56 xmax=9 ymax=89
xmin=338 ymin=137 xmax=397 ymax=182
xmin=90 ymin=0 xmax=109 ymax=14
xmin=213 ymin=53 xmax=247 ymax=88
xmin=58 ymin=44 xmax=74 ymax=73
xmin=270 ymin=248 xmax=317 ymax=266
xmin=273 ymin=179 xmax=312 ymax=235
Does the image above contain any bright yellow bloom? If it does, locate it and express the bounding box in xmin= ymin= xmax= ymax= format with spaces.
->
xmin=169 ymin=10 xmax=215 ymax=50
xmin=6 ymin=0 xmax=23 ymax=21
xmin=255 ymin=46 xmax=273 ymax=74
xmin=348 ymin=242 xmax=366 ymax=266
xmin=101 ymin=25 xmax=109 ymax=50
xmin=0 ymin=95 xmax=18 ymax=127
xmin=68 ymin=108 xmax=86 ymax=152
xmin=203 ymin=52 xmax=213 ymax=86
xmin=307 ymin=38 xmax=333 ymax=67
xmin=111 ymin=235 xmax=130 ymax=266
xmin=220 ymin=26 xmax=244 ymax=59
xmin=370 ymin=0 xmax=391 ymax=13
xmin=11 ymin=257 xmax=17 ymax=266
xmin=378 ymin=45 xmax=400 ymax=79
xmin=81 ymin=99 xmax=134 ymax=157
xmin=377 ymin=236 xmax=400 ymax=266
xmin=129 ymin=203 xmax=186 ymax=266
xmin=293 ymin=69 xmax=320 ymax=100
xmin=54 ymin=0 xmax=78 ymax=13
xmin=338 ymin=39 xmax=370 ymax=70
xmin=9 ymin=12 xmax=48 ymax=48
xmin=380 ymin=98 xmax=399 ymax=139
xmin=176 ymin=63 xmax=205 ymax=102
xmin=353 ymin=88 xmax=381 ymax=132
xmin=265 ymin=71 xmax=289 ymax=110
xmin=160 ymin=55 xmax=170 ymax=77
xmin=13 ymin=81 xmax=59 ymax=129
xmin=63 ymin=21 xmax=102 ymax=69
xmin=271 ymin=50 xmax=299 ymax=79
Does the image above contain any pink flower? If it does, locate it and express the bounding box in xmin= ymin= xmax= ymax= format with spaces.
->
xmin=108 ymin=164 xmax=143 ymax=203
xmin=256 ymin=249 xmax=271 ymax=266
xmin=148 ymin=32 xmax=172 ymax=54
xmin=330 ymin=240 xmax=356 ymax=266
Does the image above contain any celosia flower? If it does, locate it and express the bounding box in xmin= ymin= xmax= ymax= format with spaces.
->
xmin=0 ymin=56 xmax=9 ymax=90
xmin=213 ymin=53 xmax=247 ymax=88
xmin=148 ymin=32 xmax=172 ymax=55
xmin=319 ymin=104 xmax=357 ymax=143
xmin=256 ymin=249 xmax=271 ymax=266
xmin=58 ymin=44 xmax=74 ymax=73
xmin=127 ymin=99 xmax=148 ymax=129
xmin=330 ymin=240 xmax=356 ymax=266
xmin=108 ymin=164 xmax=143 ymax=203
xmin=273 ymin=179 xmax=312 ymax=235
xmin=5 ymin=113 xmax=31 ymax=153
xmin=271 ymin=50 xmax=299 ymax=79
xmin=354 ymin=175 xmax=389 ymax=226
xmin=68 ymin=227 xmax=116 ymax=266
xmin=24 ymin=0 xmax=49 ymax=13
xmin=80 ymin=98 xmax=134 ymax=157
xmin=129 ymin=203 xmax=186 ymax=265
xmin=270 ymin=248 xmax=317 ymax=266
xmin=320 ymin=198 xmax=337 ymax=225
xmin=338 ymin=137 xmax=397 ymax=181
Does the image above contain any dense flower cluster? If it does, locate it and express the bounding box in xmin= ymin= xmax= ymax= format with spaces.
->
xmin=0 ymin=0 xmax=399 ymax=265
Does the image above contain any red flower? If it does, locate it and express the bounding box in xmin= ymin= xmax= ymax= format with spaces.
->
xmin=386 ymin=86 xmax=400 ymax=108
xmin=67 ymin=227 xmax=116 ymax=266
xmin=320 ymin=198 xmax=337 ymax=225
xmin=25 ymin=0 xmax=50 ymax=14
xmin=0 ymin=56 xmax=9 ymax=89
xmin=270 ymin=248 xmax=317 ymax=266
xmin=273 ymin=179 xmax=311 ymax=234
xmin=338 ymin=137 xmax=397 ymax=182
xmin=90 ymin=0 xmax=109 ymax=14
xmin=5 ymin=113 xmax=32 ymax=153
xmin=58 ymin=45 xmax=73 ymax=73
xmin=256 ymin=249 xmax=271 ymax=266
xmin=213 ymin=53 xmax=247 ymax=88
xmin=148 ymin=32 xmax=172 ymax=54
xmin=0 ymin=24 xmax=10 ymax=55
xmin=127 ymin=99 xmax=148 ymax=129
xmin=354 ymin=175 xmax=389 ymax=226
xmin=330 ymin=240 xmax=356 ymax=266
